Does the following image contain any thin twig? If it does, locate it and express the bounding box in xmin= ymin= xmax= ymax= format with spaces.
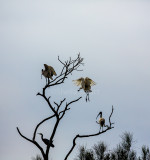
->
xmin=60 ymin=97 xmax=82 ymax=119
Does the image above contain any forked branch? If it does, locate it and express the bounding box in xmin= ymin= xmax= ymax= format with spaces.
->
xmin=48 ymin=53 xmax=84 ymax=87
xmin=16 ymin=127 xmax=45 ymax=157
xmin=59 ymin=97 xmax=82 ymax=119
xmin=33 ymin=115 xmax=56 ymax=141
xmin=64 ymin=106 xmax=114 ymax=160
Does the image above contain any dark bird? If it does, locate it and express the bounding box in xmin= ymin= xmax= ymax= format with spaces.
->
xmin=73 ymin=77 xmax=96 ymax=102
xmin=41 ymin=64 xmax=57 ymax=84
xmin=38 ymin=133 xmax=54 ymax=147
xmin=96 ymin=112 xmax=105 ymax=132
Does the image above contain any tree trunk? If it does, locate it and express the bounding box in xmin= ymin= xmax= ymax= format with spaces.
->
xmin=43 ymin=154 xmax=48 ymax=160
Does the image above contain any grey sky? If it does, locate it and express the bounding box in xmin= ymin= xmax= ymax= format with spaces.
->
xmin=0 ymin=0 xmax=150 ymax=160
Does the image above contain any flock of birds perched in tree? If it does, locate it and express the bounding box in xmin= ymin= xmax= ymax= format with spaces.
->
xmin=40 ymin=64 xmax=106 ymax=146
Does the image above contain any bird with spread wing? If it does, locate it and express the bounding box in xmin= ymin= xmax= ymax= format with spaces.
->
xmin=73 ymin=77 xmax=96 ymax=102
xmin=41 ymin=64 xmax=57 ymax=84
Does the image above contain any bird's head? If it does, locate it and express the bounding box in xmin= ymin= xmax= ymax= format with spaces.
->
xmin=44 ymin=64 xmax=48 ymax=68
xmin=38 ymin=133 xmax=43 ymax=136
xmin=41 ymin=69 xmax=44 ymax=79
xmin=99 ymin=112 xmax=102 ymax=115
xmin=96 ymin=112 xmax=102 ymax=119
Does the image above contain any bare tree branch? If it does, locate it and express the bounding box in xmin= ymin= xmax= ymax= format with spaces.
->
xmin=17 ymin=54 xmax=114 ymax=160
xmin=64 ymin=106 xmax=114 ymax=160
xmin=47 ymin=53 xmax=84 ymax=87
xmin=37 ymin=93 xmax=58 ymax=116
xmin=45 ymin=117 xmax=60 ymax=158
xmin=109 ymin=105 xmax=114 ymax=127
xmin=59 ymin=97 xmax=82 ymax=119
xmin=54 ymin=98 xmax=66 ymax=112
xmin=105 ymin=106 xmax=114 ymax=128
xmin=16 ymin=127 xmax=45 ymax=158
xmin=32 ymin=115 xmax=56 ymax=141
xmin=17 ymin=54 xmax=84 ymax=160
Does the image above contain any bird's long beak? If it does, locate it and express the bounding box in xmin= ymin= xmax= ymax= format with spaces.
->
xmin=41 ymin=69 xmax=43 ymax=79
xmin=96 ymin=113 xmax=100 ymax=119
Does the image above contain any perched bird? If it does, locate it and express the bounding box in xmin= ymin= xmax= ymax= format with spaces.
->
xmin=73 ymin=77 xmax=96 ymax=102
xmin=96 ymin=112 xmax=105 ymax=132
xmin=38 ymin=133 xmax=54 ymax=147
xmin=41 ymin=64 xmax=57 ymax=84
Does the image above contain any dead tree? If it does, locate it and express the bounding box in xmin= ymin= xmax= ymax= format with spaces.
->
xmin=16 ymin=53 xmax=114 ymax=160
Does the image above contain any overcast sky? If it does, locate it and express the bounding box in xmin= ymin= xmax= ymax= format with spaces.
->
xmin=0 ymin=0 xmax=150 ymax=160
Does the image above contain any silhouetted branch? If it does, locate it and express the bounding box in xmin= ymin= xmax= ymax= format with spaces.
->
xmin=17 ymin=54 xmax=113 ymax=160
xmin=37 ymin=93 xmax=57 ymax=115
xmin=54 ymin=98 xmax=66 ymax=112
xmin=16 ymin=127 xmax=45 ymax=157
xmin=64 ymin=106 xmax=114 ymax=160
xmin=45 ymin=117 xmax=60 ymax=157
xmin=105 ymin=106 xmax=114 ymax=128
xmin=37 ymin=53 xmax=83 ymax=114
xmin=47 ymin=53 xmax=84 ymax=87
xmin=109 ymin=105 xmax=114 ymax=127
xmin=60 ymin=97 xmax=82 ymax=119
xmin=33 ymin=115 xmax=56 ymax=141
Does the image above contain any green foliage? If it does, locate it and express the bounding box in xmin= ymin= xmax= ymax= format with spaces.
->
xmin=121 ymin=132 xmax=133 ymax=153
xmin=75 ymin=146 xmax=94 ymax=160
xmin=75 ymin=132 xmax=150 ymax=160
xmin=113 ymin=132 xmax=134 ymax=160
xmin=141 ymin=145 xmax=150 ymax=160
xmin=93 ymin=141 xmax=107 ymax=160
xmin=110 ymin=152 xmax=116 ymax=160
xmin=128 ymin=150 xmax=137 ymax=160
xmin=114 ymin=144 xmax=128 ymax=160
xmin=32 ymin=155 xmax=43 ymax=160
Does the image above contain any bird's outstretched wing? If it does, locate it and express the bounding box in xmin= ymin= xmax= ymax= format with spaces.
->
xmin=72 ymin=77 xmax=84 ymax=86
xmin=50 ymin=66 xmax=57 ymax=76
xmin=85 ymin=77 xmax=96 ymax=86
xmin=44 ymin=64 xmax=57 ymax=76
xmin=44 ymin=64 xmax=49 ymax=70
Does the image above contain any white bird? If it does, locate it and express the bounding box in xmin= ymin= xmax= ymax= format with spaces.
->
xmin=41 ymin=64 xmax=57 ymax=84
xmin=73 ymin=77 xmax=96 ymax=101
xmin=96 ymin=112 xmax=105 ymax=132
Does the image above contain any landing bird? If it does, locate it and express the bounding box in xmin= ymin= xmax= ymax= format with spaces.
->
xmin=38 ymin=133 xmax=54 ymax=147
xmin=96 ymin=112 xmax=105 ymax=132
xmin=41 ymin=64 xmax=57 ymax=84
xmin=73 ymin=77 xmax=96 ymax=102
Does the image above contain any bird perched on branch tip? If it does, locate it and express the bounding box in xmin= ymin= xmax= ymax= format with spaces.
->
xmin=41 ymin=64 xmax=57 ymax=84
xmin=96 ymin=112 xmax=105 ymax=132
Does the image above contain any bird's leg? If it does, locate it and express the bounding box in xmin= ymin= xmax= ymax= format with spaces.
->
xmin=88 ymin=93 xmax=90 ymax=101
xmin=86 ymin=94 xmax=88 ymax=102
xmin=99 ymin=126 xmax=101 ymax=132
xmin=78 ymin=88 xmax=81 ymax=92
xmin=46 ymin=78 xmax=47 ymax=84
xmin=48 ymin=78 xmax=50 ymax=84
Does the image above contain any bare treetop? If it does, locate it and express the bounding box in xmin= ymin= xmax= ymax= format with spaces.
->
xmin=16 ymin=53 xmax=114 ymax=160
